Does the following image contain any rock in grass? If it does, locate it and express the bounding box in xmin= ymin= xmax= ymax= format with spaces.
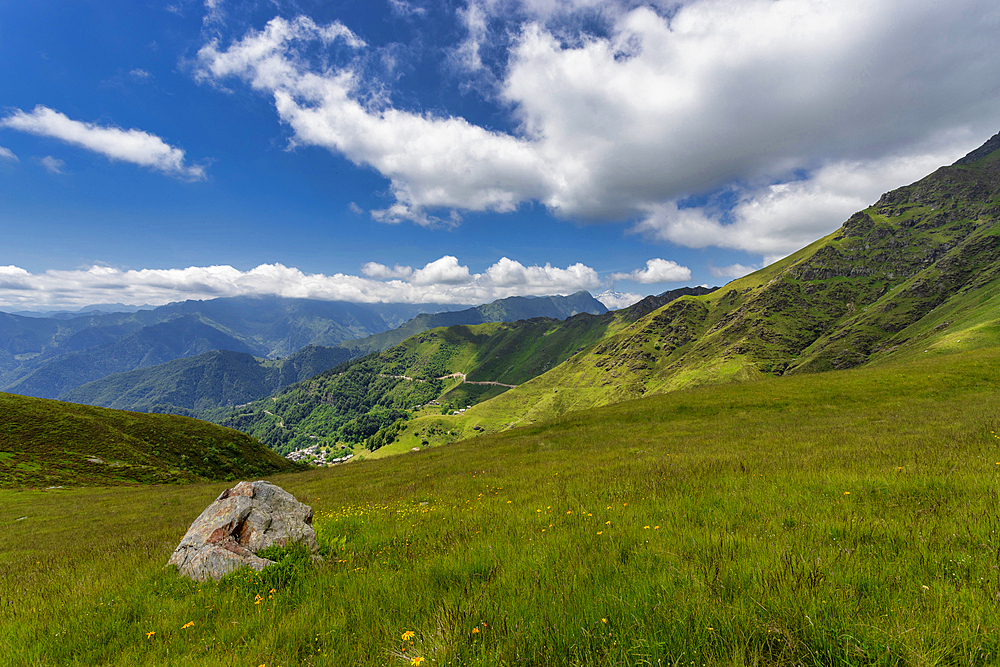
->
xmin=168 ymin=480 xmax=320 ymax=581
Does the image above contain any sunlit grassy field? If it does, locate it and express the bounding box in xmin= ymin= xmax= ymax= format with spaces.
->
xmin=4 ymin=347 xmax=1000 ymax=665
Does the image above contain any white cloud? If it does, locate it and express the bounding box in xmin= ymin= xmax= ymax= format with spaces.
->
xmin=1 ymin=105 xmax=206 ymax=180
xmin=0 ymin=146 xmax=17 ymax=162
xmin=452 ymin=2 xmax=490 ymax=73
xmin=196 ymin=16 xmax=554 ymax=226
xmin=39 ymin=156 xmax=65 ymax=174
xmin=484 ymin=256 xmax=600 ymax=292
xmin=129 ymin=68 xmax=151 ymax=79
xmin=361 ymin=262 xmax=413 ymax=279
xmin=411 ymin=256 xmax=472 ymax=284
xmin=388 ymin=0 xmax=426 ymax=16
xmin=595 ymin=289 xmax=643 ymax=310
xmin=0 ymin=266 xmax=31 ymax=290
xmin=631 ymin=141 xmax=968 ymax=256
xmin=610 ymin=258 xmax=690 ymax=284
xmin=0 ymin=256 xmax=615 ymax=310
xmin=195 ymin=0 xmax=1000 ymax=239
xmin=204 ymin=0 xmax=226 ymax=25
xmin=709 ymin=263 xmax=757 ymax=281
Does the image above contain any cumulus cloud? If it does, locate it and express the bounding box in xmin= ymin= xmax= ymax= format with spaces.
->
xmin=631 ymin=142 xmax=969 ymax=256
xmin=0 ymin=146 xmax=17 ymax=162
xmin=196 ymin=16 xmax=553 ymax=225
xmin=483 ymin=256 xmax=599 ymax=291
xmin=39 ymin=156 xmax=65 ymax=174
xmin=361 ymin=261 xmax=413 ymax=279
xmin=610 ymin=258 xmax=690 ymax=284
xmin=595 ymin=289 xmax=643 ymax=310
xmin=0 ymin=255 xmax=620 ymax=310
xmin=411 ymin=256 xmax=472 ymax=285
xmin=709 ymin=263 xmax=758 ymax=281
xmin=195 ymin=0 xmax=999 ymax=241
xmin=0 ymin=105 xmax=207 ymax=180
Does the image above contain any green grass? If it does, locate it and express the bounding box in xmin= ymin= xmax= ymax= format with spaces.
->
xmin=0 ymin=392 xmax=299 ymax=487
xmin=5 ymin=347 xmax=1000 ymax=665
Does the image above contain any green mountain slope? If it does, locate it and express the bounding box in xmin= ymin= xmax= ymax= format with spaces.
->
xmin=6 ymin=316 xmax=259 ymax=400
xmin=60 ymin=345 xmax=354 ymax=416
xmin=390 ymin=131 xmax=1000 ymax=443
xmin=341 ymin=290 xmax=608 ymax=354
xmin=218 ymin=287 xmax=714 ymax=455
xmin=0 ymin=392 xmax=300 ymax=488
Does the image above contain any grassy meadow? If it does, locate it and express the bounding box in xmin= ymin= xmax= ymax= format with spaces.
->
xmin=5 ymin=347 xmax=1000 ymax=665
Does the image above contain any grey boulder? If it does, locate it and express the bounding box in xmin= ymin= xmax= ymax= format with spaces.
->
xmin=168 ymin=480 xmax=320 ymax=581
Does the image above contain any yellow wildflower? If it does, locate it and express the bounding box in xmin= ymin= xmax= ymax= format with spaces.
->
xmin=146 ymin=631 xmax=155 ymax=639
xmin=182 ymin=621 xmax=194 ymax=629
xmin=411 ymin=658 xmax=425 ymax=666
xmin=471 ymin=627 xmax=480 ymax=634
xmin=401 ymin=630 xmax=415 ymax=641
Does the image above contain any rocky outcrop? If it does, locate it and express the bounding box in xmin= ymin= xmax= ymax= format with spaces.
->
xmin=168 ymin=480 xmax=320 ymax=581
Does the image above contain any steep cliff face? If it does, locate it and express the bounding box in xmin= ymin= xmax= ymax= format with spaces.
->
xmin=789 ymin=138 xmax=1000 ymax=372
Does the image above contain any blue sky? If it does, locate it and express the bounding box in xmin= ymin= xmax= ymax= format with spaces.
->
xmin=2 ymin=0 xmax=999 ymax=311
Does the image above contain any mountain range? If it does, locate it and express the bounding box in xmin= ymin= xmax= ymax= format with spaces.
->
xmin=0 ymin=296 xmax=430 ymax=399
xmin=47 ymin=291 xmax=609 ymax=414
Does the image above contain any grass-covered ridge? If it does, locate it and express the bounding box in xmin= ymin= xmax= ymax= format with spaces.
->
xmin=0 ymin=392 xmax=300 ymax=487
xmin=403 ymin=140 xmax=1000 ymax=441
xmin=5 ymin=346 xmax=1000 ymax=664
